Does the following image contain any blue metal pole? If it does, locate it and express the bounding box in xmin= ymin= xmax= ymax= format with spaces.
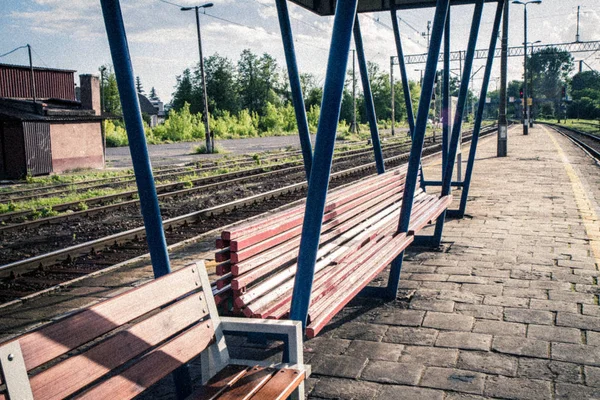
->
xmin=289 ymin=0 xmax=358 ymax=328
xmin=387 ymin=0 xmax=450 ymax=298
xmin=442 ymin=7 xmax=451 ymax=177
xmin=432 ymin=0 xmax=485 ymax=245
xmin=275 ymin=0 xmax=313 ymax=179
xmin=390 ymin=7 xmax=415 ymax=137
xmin=457 ymin=0 xmax=504 ymax=217
xmin=354 ymin=16 xmax=385 ymax=175
xmin=100 ymin=0 xmax=171 ymax=279
xmin=100 ymin=1 xmax=191 ymax=397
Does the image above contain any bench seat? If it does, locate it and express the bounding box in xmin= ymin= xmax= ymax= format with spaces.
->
xmin=215 ymin=167 xmax=451 ymax=338
xmin=0 ymin=262 xmax=307 ymax=400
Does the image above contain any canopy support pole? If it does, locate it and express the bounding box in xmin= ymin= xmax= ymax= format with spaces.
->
xmin=390 ymin=6 xmax=424 ymax=187
xmin=289 ymin=0 xmax=358 ymax=329
xmin=449 ymin=0 xmax=505 ymax=218
xmin=100 ymin=1 xmax=191 ymax=397
xmin=442 ymin=8 xmax=451 ymax=177
xmin=430 ymin=0 xmax=485 ymax=247
xmin=275 ymin=0 xmax=313 ymax=179
xmin=354 ymin=15 xmax=385 ymax=174
xmin=385 ymin=0 xmax=450 ymax=299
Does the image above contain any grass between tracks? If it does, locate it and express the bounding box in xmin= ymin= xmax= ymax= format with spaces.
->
xmin=541 ymin=119 xmax=600 ymax=136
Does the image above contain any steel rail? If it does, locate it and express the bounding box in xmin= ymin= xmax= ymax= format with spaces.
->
xmin=0 ymin=126 xmax=497 ymax=281
xmin=544 ymin=123 xmax=600 ymax=160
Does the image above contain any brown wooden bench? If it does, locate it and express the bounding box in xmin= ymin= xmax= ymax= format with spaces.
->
xmin=0 ymin=261 xmax=308 ymax=400
xmin=215 ymin=166 xmax=452 ymax=338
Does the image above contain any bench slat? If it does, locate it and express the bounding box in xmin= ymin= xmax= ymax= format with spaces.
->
xmin=1 ymin=264 xmax=201 ymax=378
xmin=306 ymin=233 xmax=414 ymax=338
xmin=75 ymin=319 xmax=215 ymax=400
xmin=249 ymin=368 xmax=305 ymax=400
xmin=30 ymin=292 xmax=209 ymax=400
xmin=212 ymin=366 xmax=275 ymax=400
xmin=187 ymin=364 xmax=249 ymax=400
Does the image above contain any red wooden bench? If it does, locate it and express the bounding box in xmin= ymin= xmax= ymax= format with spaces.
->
xmin=215 ymin=166 xmax=452 ymax=338
xmin=0 ymin=261 xmax=308 ymax=400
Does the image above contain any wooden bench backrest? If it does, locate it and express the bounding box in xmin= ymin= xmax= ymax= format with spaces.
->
xmin=0 ymin=261 xmax=228 ymax=400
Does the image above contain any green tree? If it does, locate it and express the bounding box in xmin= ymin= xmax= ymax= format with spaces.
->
xmin=529 ymin=47 xmax=574 ymax=117
xmin=149 ymin=87 xmax=158 ymax=100
xmin=171 ymin=69 xmax=195 ymax=112
xmin=135 ymin=76 xmax=144 ymax=95
xmin=99 ymin=65 xmax=121 ymax=115
xmin=203 ymin=54 xmax=240 ymax=115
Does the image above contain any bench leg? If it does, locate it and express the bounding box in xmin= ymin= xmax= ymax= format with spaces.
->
xmin=173 ymin=365 xmax=193 ymax=399
xmin=385 ymin=254 xmax=404 ymax=300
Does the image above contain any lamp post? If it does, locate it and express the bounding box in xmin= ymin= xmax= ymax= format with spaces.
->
xmin=513 ymin=0 xmax=541 ymax=135
xmin=524 ymin=39 xmax=541 ymax=127
xmin=181 ymin=3 xmax=214 ymax=153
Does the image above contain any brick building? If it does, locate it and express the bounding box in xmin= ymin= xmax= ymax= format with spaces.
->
xmin=0 ymin=63 xmax=105 ymax=179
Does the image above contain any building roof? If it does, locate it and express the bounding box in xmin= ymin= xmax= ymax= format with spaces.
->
xmin=138 ymin=93 xmax=158 ymax=116
xmin=0 ymin=98 xmax=104 ymax=122
xmin=289 ymin=0 xmax=500 ymax=15
xmin=0 ymin=63 xmax=77 ymax=74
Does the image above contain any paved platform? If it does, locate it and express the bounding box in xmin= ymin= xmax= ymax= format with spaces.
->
xmin=2 ymin=124 xmax=600 ymax=399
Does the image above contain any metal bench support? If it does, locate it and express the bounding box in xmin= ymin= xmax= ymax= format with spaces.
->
xmin=442 ymin=8 xmax=451 ymax=178
xmin=290 ymin=0 xmax=359 ymax=328
xmin=275 ymin=0 xmax=313 ymax=180
xmin=354 ymin=15 xmax=385 ymax=175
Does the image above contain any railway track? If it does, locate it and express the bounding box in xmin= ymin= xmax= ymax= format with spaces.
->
xmin=0 ymin=137 xmax=414 ymax=227
xmin=545 ymin=123 xmax=600 ymax=160
xmin=0 ymin=126 xmax=498 ymax=304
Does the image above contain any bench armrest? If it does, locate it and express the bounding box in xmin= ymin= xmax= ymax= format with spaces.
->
xmin=220 ymin=317 xmax=304 ymax=367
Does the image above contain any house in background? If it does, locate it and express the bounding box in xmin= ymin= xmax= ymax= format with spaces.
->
xmin=0 ymin=63 xmax=105 ymax=179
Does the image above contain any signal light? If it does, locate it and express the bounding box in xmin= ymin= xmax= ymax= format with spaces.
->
xmin=519 ymin=87 xmax=524 ymax=99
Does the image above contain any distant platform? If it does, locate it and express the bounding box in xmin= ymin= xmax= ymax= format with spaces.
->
xmin=289 ymin=0 xmax=500 ymax=16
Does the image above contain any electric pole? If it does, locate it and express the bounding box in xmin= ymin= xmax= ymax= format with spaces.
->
xmin=498 ymin=0 xmax=509 ymax=157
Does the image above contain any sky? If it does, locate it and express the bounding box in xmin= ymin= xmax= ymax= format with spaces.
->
xmin=1 ymin=0 xmax=599 ymax=104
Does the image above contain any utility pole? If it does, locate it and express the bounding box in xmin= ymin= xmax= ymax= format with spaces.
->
xmin=422 ymin=20 xmax=432 ymax=49
xmin=576 ymin=5 xmax=581 ymax=43
xmin=352 ymin=49 xmax=357 ymax=133
xmin=390 ymin=56 xmax=395 ymax=136
xmin=27 ymin=44 xmax=36 ymax=104
xmin=181 ymin=3 xmax=214 ymax=153
xmin=498 ymin=0 xmax=509 ymax=157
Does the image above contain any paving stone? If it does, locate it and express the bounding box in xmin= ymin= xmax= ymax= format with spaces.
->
xmin=552 ymin=343 xmax=600 ymax=366
xmin=492 ymin=336 xmax=550 ymax=358
xmin=585 ymin=366 xmax=600 ymax=387
xmin=311 ymin=377 xmax=379 ymax=399
xmin=529 ymin=299 xmax=579 ymax=313
xmin=460 ymin=284 xmax=503 ymax=296
xmin=383 ymin=326 xmax=438 ymax=346
xmin=504 ymin=308 xmax=554 ymax=325
xmin=444 ymin=394 xmax=488 ymax=400
xmin=549 ymin=290 xmax=598 ymax=304
xmin=420 ymin=367 xmax=485 ymax=395
xmin=332 ymin=322 xmax=388 ymax=341
xmin=472 ymin=319 xmax=526 ymax=337
xmin=484 ymin=376 xmax=552 ymax=400
xmin=310 ymin=354 xmax=368 ymax=379
xmin=372 ymin=309 xmax=425 ymax=327
xmin=410 ymin=273 xmax=449 ymax=281
xmin=304 ymin=337 xmax=351 ymax=356
xmin=420 ymin=282 xmax=461 ymax=291
xmin=422 ymin=312 xmax=474 ymax=331
xmin=582 ymin=304 xmax=600 ymax=317
xmin=454 ymin=303 xmax=503 ymax=320
xmin=435 ymin=332 xmax=492 ymax=351
xmin=527 ymin=324 xmax=582 ymax=344
xmin=557 ymin=312 xmax=600 ymax=332
xmin=374 ymin=385 xmax=444 ymax=400
xmin=344 ymin=340 xmax=403 ymax=361
xmin=409 ymin=299 xmax=454 ymax=313
xmin=399 ymin=345 xmax=458 ymax=367
xmin=457 ymin=350 xmax=518 ymax=376
xmin=588 ymin=331 xmax=600 ymax=346
xmin=483 ymin=295 xmax=529 ymax=308
xmin=518 ymin=359 xmax=583 ymax=384
xmin=555 ymin=383 xmax=600 ymax=400
xmin=360 ymin=360 xmax=423 ymax=385
xmin=502 ymin=287 xmax=548 ymax=299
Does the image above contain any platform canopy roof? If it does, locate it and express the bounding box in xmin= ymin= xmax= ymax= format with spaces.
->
xmin=289 ymin=0 xmax=499 ymax=16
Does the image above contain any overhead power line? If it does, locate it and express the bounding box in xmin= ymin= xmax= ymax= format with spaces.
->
xmin=0 ymin=45 xmax=28 ymax=59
